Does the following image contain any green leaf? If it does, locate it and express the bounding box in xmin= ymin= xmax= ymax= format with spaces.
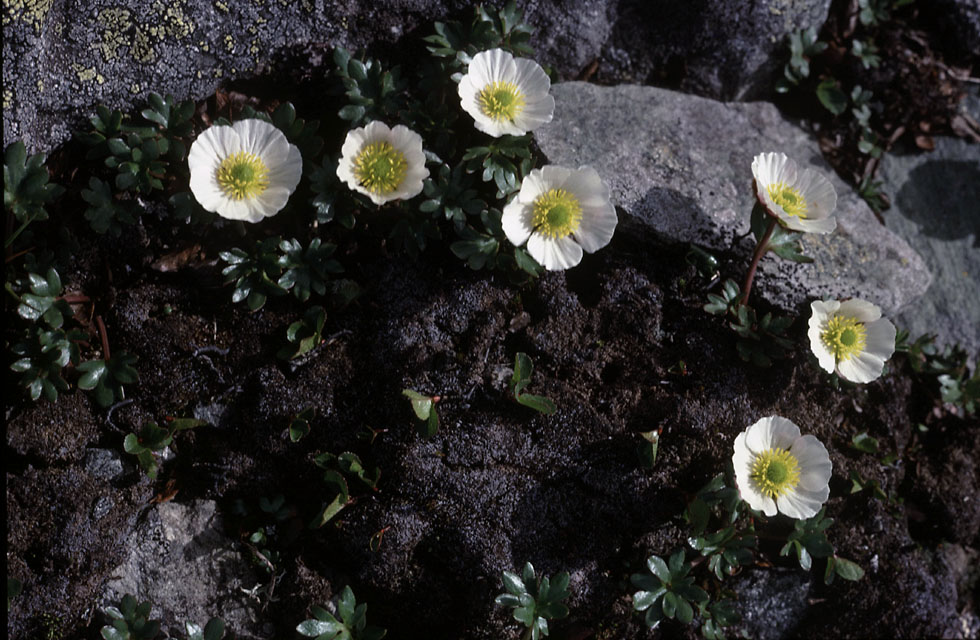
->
xmin=816 ymin=78 xmax=848 ymax=116
xmin=850 ymin=432 xmax=879 ymax=454
xmin=633 ymin=590 xmax=661 ymax=611
xmin=296 ymin=619 xmax=340 ymax=636
xmin=833 ymin=556 xmax=865 ymax=581
xmin=675 ymin=596 xmax=694 ymax=624
xmin=502 ymin=570 xmax=527 ymax=596
xmin=516 ymin=393 xmax=557 ymax=415
xmin=402 ymin=389 xmax=433 ymax=420
xmin=646 ymin=555 xmax=670 ymax=583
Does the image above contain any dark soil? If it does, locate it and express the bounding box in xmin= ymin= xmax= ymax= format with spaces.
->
xmin=6 ymin=201 xmax=978 ymax=638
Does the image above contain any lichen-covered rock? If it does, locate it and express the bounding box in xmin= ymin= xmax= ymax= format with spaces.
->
xmin=100 ymin=500 xmax=268 ymax=639
xmin=534 ymin=81 xmax=931 ymax=315
xmin=3 ymin=0 xmax=830 ymax=153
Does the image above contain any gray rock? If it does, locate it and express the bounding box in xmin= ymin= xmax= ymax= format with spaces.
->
xmin=534 ymin=82 xmax=931 ymax=315
xmin=879 ymin=136 xmax=980 ymax=359
xmin=83 ymin=448 xmax=128 ymax=482
xmin=101 ymin=499 xmax=267 ymax=639
xmin=731 ymin=568 xmax=811 ymax=640
xmin=597 ymin=0 xmax=832 ymax=100
xmin=3 ymin=0 xmax=828 ymax=153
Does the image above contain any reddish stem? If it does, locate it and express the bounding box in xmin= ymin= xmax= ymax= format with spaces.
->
xmin=741 ymin=218 xmax=777 ymax=307
xmin=95 ymin=315 xmax=111 ymax=361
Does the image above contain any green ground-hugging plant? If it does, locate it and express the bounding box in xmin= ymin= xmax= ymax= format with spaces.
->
xmin=494 ymin=562 xmax=571 ymax=640
xmin=100 ymin=594 xmax=226 ymax=640
xmin=297 ymin=585 xmax=387 ymax=640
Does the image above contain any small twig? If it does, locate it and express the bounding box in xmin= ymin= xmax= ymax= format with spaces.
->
xmin=4 ymin=246 xmax=35 ymax=264
xmin=95 ymin=315 xmax=111 ymax=361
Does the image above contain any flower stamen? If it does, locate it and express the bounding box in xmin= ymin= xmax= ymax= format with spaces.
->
xmin=477 ymin=81 xmax=526 ymax=122
xmin=353 ymin=141 xmax=408 ymax=196
xmin=750 ymin=447 xmax=801 ymax=499
xmin=216 ymin=151 xmax=270 ymax=200
xmin=767 ymin=181 xmax=808 ymax=218
xmin=532 ymin=188 xmax=583 ymax=239
xmin=822 ymin=314 xmax=868 ymax=362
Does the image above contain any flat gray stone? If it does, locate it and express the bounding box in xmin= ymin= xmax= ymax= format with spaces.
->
xmin=101 ymin=499 xmax=268 ymax=639
xmin=535 ymin=82 xmax=931 ymax=315
xmin=880 ymin=136 xmax=980 ymax=358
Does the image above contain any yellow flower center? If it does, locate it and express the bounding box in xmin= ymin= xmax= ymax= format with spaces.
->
xmin=353 ymin=141 xmax=408 ymax=196
xmin=216 ymin=151 xmax=269 ymax=200
xmin=767 ymin=181 xmax=808 ymax=218
xmin=750 ymin=447 xmax=801 ymax=499
xmin=532 ymin=188 xmax=582 ymax=239
xmin=477 ymin=81 xmax=526 ymax=122
xmin=821 ymin=314 xmax=867 ymax=362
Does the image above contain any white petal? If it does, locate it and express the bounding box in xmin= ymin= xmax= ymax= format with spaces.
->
xmin=791 ymin=435 xmax=832 ymax=491
xmin=807 ymin=301 xmax=837 ymax=373
xmin=744 ymin=416 xmax=776 ymax=454
xmin=234 ymin=119 xmax=284 ymax=161
xmin=254 ymin=187 xmax=292 ymax=218
xmin=215 ymin=198 xmax=254 ymax=222
xmin=189 ymin=181 xmax=225 ymax=214
xmin=864 ymin=317 xmax=896 ymax=362
xmin=798 ymin=168 xmax=837 ymax=219
xmin=267 ymin=145 xmax=303 ymax=194
xmin=469 ymin=48 xmax=517 ymax=85
xmin=838 ymin=298 xmax=882 ymax=323
xmin=768 ymin=416 xmax=802 ymax=450
xmin=512 ymin=94 xmax=555 ymax=133
xmin=512 ymin=56 xmax=551 ymax=98
xmin=837 ymin=351 xmax=885 ymax=383
xmin=527 ymin=233 xmax=583 ymax=271
xmin=777 ymin=487 xmax=825 ymax=519
xmin=795 ymin=216 xmax=836 ymax=234
xmin=502 ymin=200 xmax=533 ymax=246
xmin=574 ymin=203 xmax=617 ymax=254
xmin=188 ymin=125 xmax=239 ymax=172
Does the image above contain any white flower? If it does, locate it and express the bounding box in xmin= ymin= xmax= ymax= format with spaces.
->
xmin=188 ymin=119 xmax=303 ymax=222
xmin=808 ymin=298 xmax=896 ymax=383
xmin=336 ymin=121 xmax=428 ymax=206
xmin=751 ymin=151 xmax=837 ymax=234
xmin=733 ymin=416 xmax=832 ymax=519
xmin=457 ymin=48 xmax=555 ymax=137
xmin=502 ymin=165 xmax=618 ymax=271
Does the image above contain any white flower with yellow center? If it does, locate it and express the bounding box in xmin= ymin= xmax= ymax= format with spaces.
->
xmin=458 ymin=48 xmax=555 ymax=137
xmin=337 ymin=121 xmax=429 ymax=206
xmin=502 ymin=165 xmax=618 ymax=271
xmin=733 ymin=416 xmax=832 ymax=519
xmin=751 ymin=152 xmax=837 ymax=234
xmin=808 ymin=298 xmax=896 ymax=383
xmin=188 ymin=119 xmax=303 ymax=222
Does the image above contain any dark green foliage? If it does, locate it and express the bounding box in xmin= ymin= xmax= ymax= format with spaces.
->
xmin=4 ymin=141 xmax=65 ymax=249
xmin=77 ymin=351 xmax=139 ymax=407
xmin=685 ymin=474 xmax=757 ymax=580
xmin=780 ymin=508 xmax=835 ymax=571
xmin=7 ymin=577 xmax=23 ymax=611
xmin=309 ymin=451 xmax=379 ymax=529
xmin=123 ymin=417 xmax=206 ymax=479
xmin=402 ymin=389 xmax=440 ymax=438
xmin=278 ymin=306 xmax=327 ymax=360
xmin=180 ymin=618 xmax=225 ymax=640
xmin=141 ymin=92 xmax=195 ymax=162
xmin=289 ymin=406 xmax=316 ymax=442
xmin=219 ymin=237 xmax=288 ymax=311
xmin=309 ymin=156 xmax=353 ymax=228
xmin=750 ymin=203 xmax=813 ymax=264
xmin=703 ymin=279 xmax=794 ymax=368
xmin=816 ymin=78 xmax=848 ymax=116
xmin=333 ymin=47 xmax=406 ymax=128
xmin=296 ymin=586 xmax=387 ymax=640
xmin=896 ymin=331 xmax=979 ymax=414
xmin=101 ymin=594 xmax=161 ymax=640
xmin=824 ymin=556 xmax=866 ymax=583
xmin=105 ymin=132 xmax=170 ymax=193
xmin=15 ymin=267 xmax=71 ymax=328
xmin=494 ymin=562 xmax=570 ymax=640
xmin=83 ymin=177 xmax=137 ymax=235
xmin=510 ymin=352 xmax=557 ymax=414
xmin=169 ymin=190 xmax=215 ymax=225
xmin=775 ymin=27 xmax=827 ymax=92
xmin=631 ymin=551 xmax=709 ymax=629
xmin=9 ymin=327 xmax=84 ymax=402
xmin=75 ymin=105 xmax=125 ymax=160
xmin=278 ymin=238 xmax=344 ymax=302
xmin=423 ymin=1 xmax=534 ymax=64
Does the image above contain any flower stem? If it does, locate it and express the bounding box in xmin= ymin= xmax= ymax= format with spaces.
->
xmin=741 ymin=218 xmax=777 ymax=307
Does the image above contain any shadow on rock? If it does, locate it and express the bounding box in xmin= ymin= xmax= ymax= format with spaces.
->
xmin=895 ymin=159 xmax=980 ymax=245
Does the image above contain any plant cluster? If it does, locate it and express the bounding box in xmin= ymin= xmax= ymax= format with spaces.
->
xmin=123 ymin=416 xmax=208 ymax=479
xmin=494 ymin=563 xmax=570 ymax=640
xmin=310 ymin=450 xmax=380 ymax=529
xmin=296 ymin=586 xmax=387 ymax=640
xmin=100 ymin=594 xmax=225 ymax=640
